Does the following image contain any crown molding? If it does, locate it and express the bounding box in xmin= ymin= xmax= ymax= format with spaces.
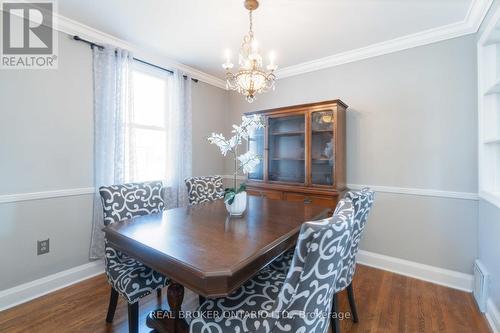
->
xmin=2 ymin=1 xmax=492 ymax=88
xmin=277 ymin=0 xmax=493 ymax=79
xmin=2 ymin=6 xmax=227 ymax=89
xmin=54 ymin=14 xmax=227 ymax=89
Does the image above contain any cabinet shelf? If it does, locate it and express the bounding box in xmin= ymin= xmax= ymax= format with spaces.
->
xmin=484 ymin=22 xmax=500 ymax=46
xmin=312 ymin=129 xmax=333 ymax=133
xmin=270 ymin=131 xmax=304 ymax=136
xmin=271 ymin=157 xmax=305 ymax=161
xmin=484 ymin=138 xmax=500 ymax=144
xmin=485 ymin=78 xmax=500 ymax=95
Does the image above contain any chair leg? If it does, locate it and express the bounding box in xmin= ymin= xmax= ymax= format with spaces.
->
xmin=106 ymin=288 xmax=119 ymax=323
xmin=347 ymin=283 xmax=359 ymax=323
xmin=199 ymin=295 xmax=206 ymax=305
xmin=128 ymin=302 xmax=139 ymax=333
xmin=331 ymin=293 xmax=340 ymax=333
xmin=157 ymin=288 xmax=162 ymax=299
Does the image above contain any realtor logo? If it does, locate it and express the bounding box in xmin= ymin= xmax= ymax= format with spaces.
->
xmin=1 ymin=0 xmax=58 ymax=69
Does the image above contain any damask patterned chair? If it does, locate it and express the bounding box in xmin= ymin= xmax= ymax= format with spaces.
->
xmin=189 ymin=198 xmax=355 ymax=333
xmin=184 ymin=175 xmax=225 ymax=205
xmin=268 ymin=188 xmax=375 ymax=332
xmin=99 ymin=181 xmax=170 ymax=333
xmin=333 ymin=188 xmax=374 ymax=325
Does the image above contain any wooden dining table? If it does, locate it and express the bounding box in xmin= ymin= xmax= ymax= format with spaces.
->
xmin=103 ymin=196 xmax=331 ymax=333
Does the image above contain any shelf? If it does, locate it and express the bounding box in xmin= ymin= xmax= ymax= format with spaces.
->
xmin=484 ymin=23 xmax=500 ymax=46
xmin=270 ymin=131 xmax=304 ymax=136
xmin=312 ymin=129 xmax=333 ymax=133
xmin=484 ymin=138 xmax=500 ymax=144
xmin=485 ymin=78 xmax=500 ymax=95
xmin=312 ymin=158 xmax=332 ymax=163
xmin=271 ymin=157 xmax=304 ymax=161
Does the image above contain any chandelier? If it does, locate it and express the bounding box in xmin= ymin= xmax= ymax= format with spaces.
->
xmin=222 ymin=0 xmax=277 ymax=103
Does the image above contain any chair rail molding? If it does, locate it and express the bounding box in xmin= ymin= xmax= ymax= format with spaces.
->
xmin=0 ymin=187 xmax=94 ymax=204
xmin=0 ymin=183 xmax=478 ymax=203
xmin=348 ymin=184 xmax=479 ymax=201
xmin=277 ymin=0 xmax=492 ymax=78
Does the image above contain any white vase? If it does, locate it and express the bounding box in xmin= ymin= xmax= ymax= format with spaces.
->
xmin=225 ymin=191 xmax=247 ymax=216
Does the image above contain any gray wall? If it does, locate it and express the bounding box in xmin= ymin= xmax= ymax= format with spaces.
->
xmin=0 ymin=32 xmax=228 ymax=290
xmin=228 ymin=35 xmax=478 ymax=273
xmin=192 ymin=81 xmax=229 ymax=177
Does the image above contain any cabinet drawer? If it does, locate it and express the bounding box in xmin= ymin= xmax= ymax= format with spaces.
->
xmin=247 ymin=189 xmax=283 ymax=200
xmin=284 ymin=193 xmax=336 ymax=208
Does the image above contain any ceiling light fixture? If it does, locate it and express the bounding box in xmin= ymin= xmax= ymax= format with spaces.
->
xmin=222 ymin=0 xmax=277 ymax=103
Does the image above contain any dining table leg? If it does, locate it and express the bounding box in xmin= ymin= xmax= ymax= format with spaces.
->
xmin=146 ymin=282 xmax=189 ymax=333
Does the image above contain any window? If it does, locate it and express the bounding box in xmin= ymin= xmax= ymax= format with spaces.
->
xmin=478 ymin=9 xmax=500 ymax=209
xmin=125 ymin=61 xmax=172 ymax=182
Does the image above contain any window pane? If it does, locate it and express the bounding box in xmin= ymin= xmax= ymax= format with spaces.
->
xmin=130 ymin=128 xmax=166 ymax=182
xmin=132 ymin=67 xmax=168 ymax=127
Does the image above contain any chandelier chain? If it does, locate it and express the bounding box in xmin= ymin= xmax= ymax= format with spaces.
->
xmin=249 ymin=10 xmax=253 ymax=34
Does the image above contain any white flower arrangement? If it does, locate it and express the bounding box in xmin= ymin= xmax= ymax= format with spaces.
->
xmin=208 ymin=114 xmax=265 ymax=204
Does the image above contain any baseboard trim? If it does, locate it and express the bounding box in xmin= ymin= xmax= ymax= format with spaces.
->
xmin=0 ymin=251 xmax=475 ymax=312
xmin=486 ymin=298 xmax=500 ymax=333
xmin=357 ymin=250 xmax=473 ymax=292
xmin=0 ymin=261 xmax=104 ymax=312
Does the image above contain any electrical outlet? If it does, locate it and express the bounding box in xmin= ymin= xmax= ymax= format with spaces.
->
xmin=37 ymin=239 xmax=49 ymax=255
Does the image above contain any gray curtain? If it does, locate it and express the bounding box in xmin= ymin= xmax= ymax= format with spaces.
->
xmin=163 ymin=71 xmax=193 ymax=209
xmin=89 ymin=45 xmax=133 ymax=260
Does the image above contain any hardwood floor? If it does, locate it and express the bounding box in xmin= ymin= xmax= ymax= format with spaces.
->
xmin=0 ymin=265 xmax=491 ymax=333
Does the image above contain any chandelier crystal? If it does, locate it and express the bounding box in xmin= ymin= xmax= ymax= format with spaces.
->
xmin=222 ymin=0 xmax=277 ymax=103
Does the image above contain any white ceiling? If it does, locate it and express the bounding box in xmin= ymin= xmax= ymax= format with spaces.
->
xmin=58 ymin=0 xmax=474 ymax=78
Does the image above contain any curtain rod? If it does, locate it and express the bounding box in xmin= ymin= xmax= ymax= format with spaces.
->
xmin=72 ymin=35 xmax=198 ymax=83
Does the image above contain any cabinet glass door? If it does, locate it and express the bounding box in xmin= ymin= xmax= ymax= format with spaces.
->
xmin=248 ymin=125 xmax=264 ymax=180
xmin=268 ymin=115 xmax=305 ymax=183
xmin=311 ymin=110 xmax=334 ymax=185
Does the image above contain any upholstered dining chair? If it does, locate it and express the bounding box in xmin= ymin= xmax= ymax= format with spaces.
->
xmin=99 ymin=181 xmax=170 ymax=333
xmin=268 ymin=188 xmax=375 ymax=333
xmin=184 ymin=175 xmax=225 ymax=205
xmin=189 ymin=198 xmax=355 ymax=333
xmin=184 ymin=175 xmax=225 ymax=305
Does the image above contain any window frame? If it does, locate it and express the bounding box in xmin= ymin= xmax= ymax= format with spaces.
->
xmin=125 ymin=60 xmax=172 ymax=183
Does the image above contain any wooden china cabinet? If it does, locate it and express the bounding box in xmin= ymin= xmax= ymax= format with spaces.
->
xmin=246 ymin=100 xmax=348 ymax=208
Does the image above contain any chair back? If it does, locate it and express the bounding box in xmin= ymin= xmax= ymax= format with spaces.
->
xmin=184 ymin=176 xmax=224 ymax=205
xmin=99 ymin=181 xmax=165 ymax=226
xmin=271 ymin=199 xmax=355 ymax=333
xmin=335 ymin=187 xmax=375 ymax=290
